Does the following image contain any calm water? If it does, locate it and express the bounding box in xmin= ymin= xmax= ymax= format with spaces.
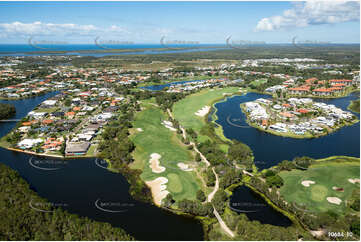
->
xmin=229 ymin=186 xmax=292 ymax=227
xmin=214 ymin=92 xmax=360 ymax=170
xmin=0 ymin=93 xmax=203 ymax=241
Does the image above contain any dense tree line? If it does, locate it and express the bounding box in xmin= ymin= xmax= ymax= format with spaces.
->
xmin=228 ymin=140 xmax=253 ymax=168
xmin=98 ymin=102 xmax=152 ymax=202
xmin=155 ymin=92 xmax=186 ymax=110
xmin=0 ymin=163 xmax=134 ymax=240
xmin=0 ymin=103 xmax=16 ymax=119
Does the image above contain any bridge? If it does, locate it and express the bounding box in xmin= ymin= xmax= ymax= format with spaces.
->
xmin=0 ymin=119 xmax=21 ymax=122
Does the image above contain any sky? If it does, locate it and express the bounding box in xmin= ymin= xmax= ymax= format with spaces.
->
xmin=0 ymin=1 xmax=359 ymax=44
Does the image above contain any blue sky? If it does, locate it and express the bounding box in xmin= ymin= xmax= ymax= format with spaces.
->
xmin=0 ymin=1 xmax=359 ymax=44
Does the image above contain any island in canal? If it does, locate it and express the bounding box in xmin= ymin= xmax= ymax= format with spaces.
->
xmin=241 ymin=97 xmax=359 ymax=138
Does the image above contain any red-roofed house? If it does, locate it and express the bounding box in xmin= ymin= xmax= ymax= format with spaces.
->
xmin=329 ymin=79 xmax=353 ymax=86
xmin=312 ymin=88 xmax=332 ymax=96
xmin=297 ymin=109 xmax=309 ymax=114
xmin=288 ymin=86 xmax=310 ymax=95
xmin=305 ymin=78 xmax=318 ymax=85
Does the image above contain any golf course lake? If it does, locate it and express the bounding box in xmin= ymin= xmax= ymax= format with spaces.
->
xmin=229 ymin=185 xmax=292 ymax=227
xmin=214 ymin=91 xmax=360 ymax=170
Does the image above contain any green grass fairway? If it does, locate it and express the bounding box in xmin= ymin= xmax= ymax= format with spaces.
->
xmin=173 ymin=87 xmax=240 ymax=142
xmin=130 ymin=106 xmax=201 ymax=202
xmin=279 ymin=157 xmax=360 ymax=214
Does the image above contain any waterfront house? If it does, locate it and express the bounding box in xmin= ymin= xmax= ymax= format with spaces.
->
xmin=18 ymin=138 xmax=43 ymax=149
xmin=288 ymin=86 xmax=310 ymax=95
xmin=65 ymin=142 xmax=90 ymax=156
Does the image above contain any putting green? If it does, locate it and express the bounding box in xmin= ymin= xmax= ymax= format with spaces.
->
xmin=310 ymin=185 xmax=328 ymax=202
xmin=167 ymin=173 xmax=183 ymax=193
xmin=130 ymin=105 xmax=201 ymax=202
xmin=279 ymin=157 xmax=360 ymax=214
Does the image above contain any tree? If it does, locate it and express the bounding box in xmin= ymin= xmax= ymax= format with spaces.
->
xmin=264 ymin=169 xmax=276 ymax=178
xmin=0 ymin=103 xmax=16 ymax=119
xmin=162 ymin=193 xmax=175 ymax=207
xmin=64 ymin=98 xmax=71 ymax=107
xmin=351 ymin=221 xmax=360 ymax=236
xmin=266 ymin=175 xmax=284 ymax=188
xmin=228 ymin=140 xmax=253 ymax=166
xmin=196 ymin=190 xmax=206 ymax=202
xmin=195 ymin=153 xmax=201 ymax=162
xmin=294 ymin=156 xmax=314 ymax=170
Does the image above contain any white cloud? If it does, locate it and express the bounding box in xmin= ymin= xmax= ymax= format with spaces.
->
xmin=0 ymin=21 xmax=98 ymax=37
xmin=255 ymin=1 xmax=360 ymax=31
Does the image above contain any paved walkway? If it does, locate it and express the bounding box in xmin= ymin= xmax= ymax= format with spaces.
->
xmin=207 ymin=167 xmax=219 ymax=202
xmin=213 ymin=205 xmax=235 ymax=238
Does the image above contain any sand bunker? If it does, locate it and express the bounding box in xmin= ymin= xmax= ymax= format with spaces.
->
xmin=327 ymin=197 xmax=342 ymax=205
xmin=332 ymin=186 xmax=344 ymax=192
xmin=177 ymin=162 xmax=193 ymax=171
xmin=301 ymin=180 xmax=315 ymax=187
xmin=195 ymin=106 xmax=210 ymax=117
xmin=136 ymin=128 xmax=143 ymax=132
xmin=162 ymin=120 xmax=176 ymax=131
xmin=149 ymin=153 xmax=165 ymax=173
xmin=348 ymin=178 xmax=360 ymax=184
xmin=145 ymin=177 xmax=169 ymax=206
xmin=310 ymin=230 xmax=326 ymax=238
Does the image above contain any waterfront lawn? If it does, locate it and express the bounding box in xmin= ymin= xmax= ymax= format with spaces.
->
xmin=130 ymin=105 xmax=201 ymax=202
xmin=279 ymin=157 xmax=360 ymax=214
xmin=172 ymin=87 xmax=240 ymax=142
